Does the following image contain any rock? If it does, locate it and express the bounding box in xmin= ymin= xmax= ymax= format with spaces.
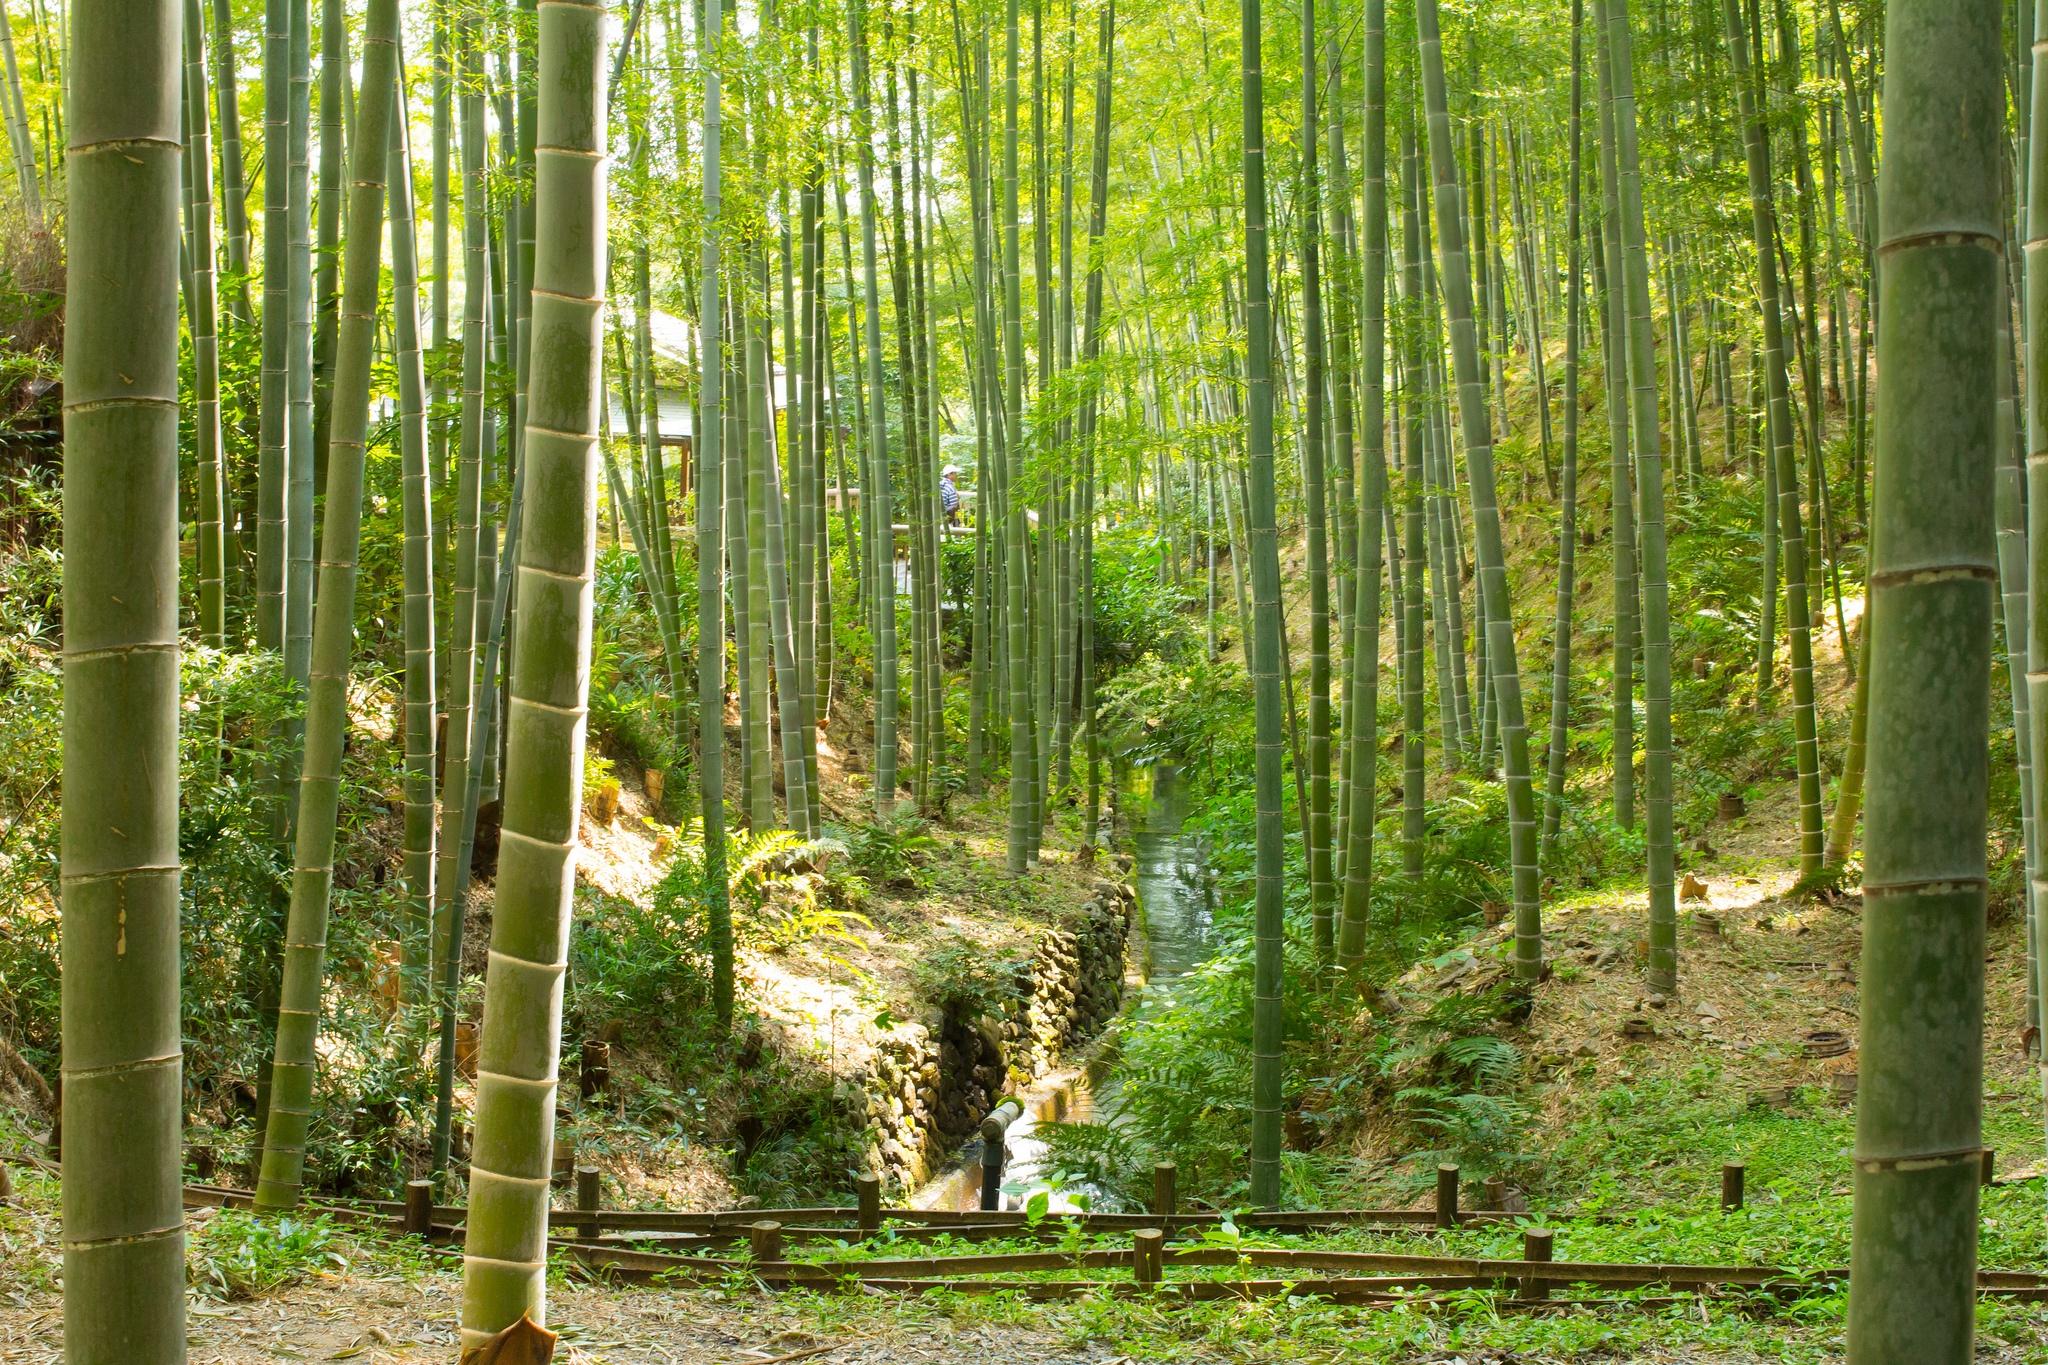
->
xmin=1644 ymin=993 xmax=1668 ymax=1011
xmin=1695 ymin=1001 xmax=1722 ymax=1021
xmin=1572 ymin=1040 xmax=1599 ymax=1058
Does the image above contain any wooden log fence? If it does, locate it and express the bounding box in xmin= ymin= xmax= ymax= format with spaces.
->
xmin=12 ymin=1153 xmax=2044 ymax=1313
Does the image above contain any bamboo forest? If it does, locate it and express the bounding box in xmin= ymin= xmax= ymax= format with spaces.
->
xmin=0 ymin=0 xmax=2043 ymax=1359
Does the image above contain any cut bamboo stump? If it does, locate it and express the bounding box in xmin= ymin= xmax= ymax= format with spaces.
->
xmin=551 ymin=1133 xmax=576 ymax=1184
xmin=577 ymin=1166 xmax=602 ymax=1241
xmin=1983 ymin=1150 xmax=1997 ymax=1186
xmin=858 ymin=1173 xmax=882 ymax=1235
xmin=1435 ymin=1165 xmax=1459 ymax=1229
xmin=1153 ymin=1162 xmax=1178 ymax=1218
xmin=580 ymin=1041 xmax=610 ymax=1100
xmin=404 ymin=1178 xmax=434 ymax=1237
xmin=1133 ymin=1228 xmax=1164 ymax=1287
xmin=1521 ymin=1228 xmax=1554 ymax=1300
xmin=1721 ymin=1163 xmax=1744 ymax=1212
xmin=750 ymin=1221 xmax=784 ymax=1262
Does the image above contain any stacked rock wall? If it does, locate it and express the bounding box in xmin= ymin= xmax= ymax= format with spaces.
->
xmin=853 ymin=878 xmax=1137 ymax=1191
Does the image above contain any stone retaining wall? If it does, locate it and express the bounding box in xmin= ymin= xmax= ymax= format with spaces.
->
xmin=853 ymin=878 xmax=1137 ymax=1191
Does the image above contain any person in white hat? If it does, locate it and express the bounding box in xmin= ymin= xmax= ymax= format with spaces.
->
xmin=940 ymin=464 xmax=962 ymax=526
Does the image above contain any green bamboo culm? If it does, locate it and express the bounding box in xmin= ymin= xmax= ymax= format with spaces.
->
xmin=1542 ymin=0 xmax=1584 ymax=867
xmin=1334 ymin=0 xmax=1384 ymax=978
xmin=253 ymin=0 xmax=399 ymax=1210
xmin=61 ymin=4 xmax=186 ymax=1359
xmin=1398 ymin=127 xmax=1427 ymax=879
xmin=1241 ymin=0 xmax=1288 ymax=1210
xmin=697 ymin=0 xmax=732 ymax=1033
xmin=390 ymin=57 xmax=436 ymax=1003
xmin=1846 ymin=0 xmax=2000 ymax=1355
xmin=183 ymin=0 xmax=224 ymax=649
xmin=1591 ymin=0 xmax=1633 ymax=832
xmin=431 ymin=4 xmax=491 ymax=1179
xmin=1416 ymin=0 xmax=1541 ymax=979
xmin=852 ymin=0 xmax=898 ymax=820
xmin=2027 ymin=0 xmax=2048 ymax=1079
xmin=1001 ymin=0 xmax=1032 ymax=869
xmin=1604 ymin=0 xmax=1677 ymax=995
xmin=459 ymin=0 xmax=607 ymax=1342
xmin=1723 ymin=0 xmax=1822 ymax=876
xmin=1298 ymin=0 xmax=1333 ymax=961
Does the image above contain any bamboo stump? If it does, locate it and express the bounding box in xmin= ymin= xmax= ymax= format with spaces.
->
xmin=576 ymin=1166 xmax=602 ymax=1241
xmin=1435 ymin=1164 xmax=1459 ymax=1229
xmin=1521 ymin=1227 xmax=1554 ymax=1300
xmin=1153 ymin=1161 xmax=1178 ymax=1218
xmin=1133 ymin=1228 xmax=1164 ymax=1287
xmin=404 ymin=1178 xmax=434 ymax=1237
xmin=749 ymin=1221 xmax=784 ymax=1264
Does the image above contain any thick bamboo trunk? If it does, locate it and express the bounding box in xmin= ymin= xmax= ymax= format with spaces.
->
xmin=61 ymin=5 xmax=185 ymax=1358
xmin=1849 ymin=0 xmax=1999 ymax=1353
xmin=460 ymin=0 xmax=607 ymax=1341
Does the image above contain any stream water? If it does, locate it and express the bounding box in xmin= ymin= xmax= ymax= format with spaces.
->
xmin=914 ymin=765 xmax=1214 ymax=1212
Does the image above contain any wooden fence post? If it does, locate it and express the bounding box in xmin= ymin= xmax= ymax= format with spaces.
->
xmin=1720 ymin=1162 xmax=1745 ymax=1211
xmin=749 ymin=1220 xmax=784 ymax=1264
xmin=1152 ymin=1161 xmax=1177 ymax=1218
xmin=403 ymin=1178 xmax=434 ymax=1237
xmin=857 ymin=1172 xmax=882 ymax=1235
xmin=576 ymin=1165 xmax=602 ymax=1241
xmin=1521 ymin=1227 xmax=1554 ymax=1300
xmin=1435 ymin=1164 xmax=1459 ymax=1229
xmin=1133 ymin=1228 xmax=1164 ymax=1287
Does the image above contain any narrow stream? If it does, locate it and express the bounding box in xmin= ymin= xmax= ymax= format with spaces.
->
xmin=914 ymin=764 xmax=1214 ymax=1212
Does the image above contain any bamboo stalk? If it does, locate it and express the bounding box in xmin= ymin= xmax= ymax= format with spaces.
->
xmin=61 ymin=3 xmax=185 ymax=1356
xmin=254 ymin=0 xmax=398 ymax=1209
xmin=459 ymin=0 xmax=608 ymax=1341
